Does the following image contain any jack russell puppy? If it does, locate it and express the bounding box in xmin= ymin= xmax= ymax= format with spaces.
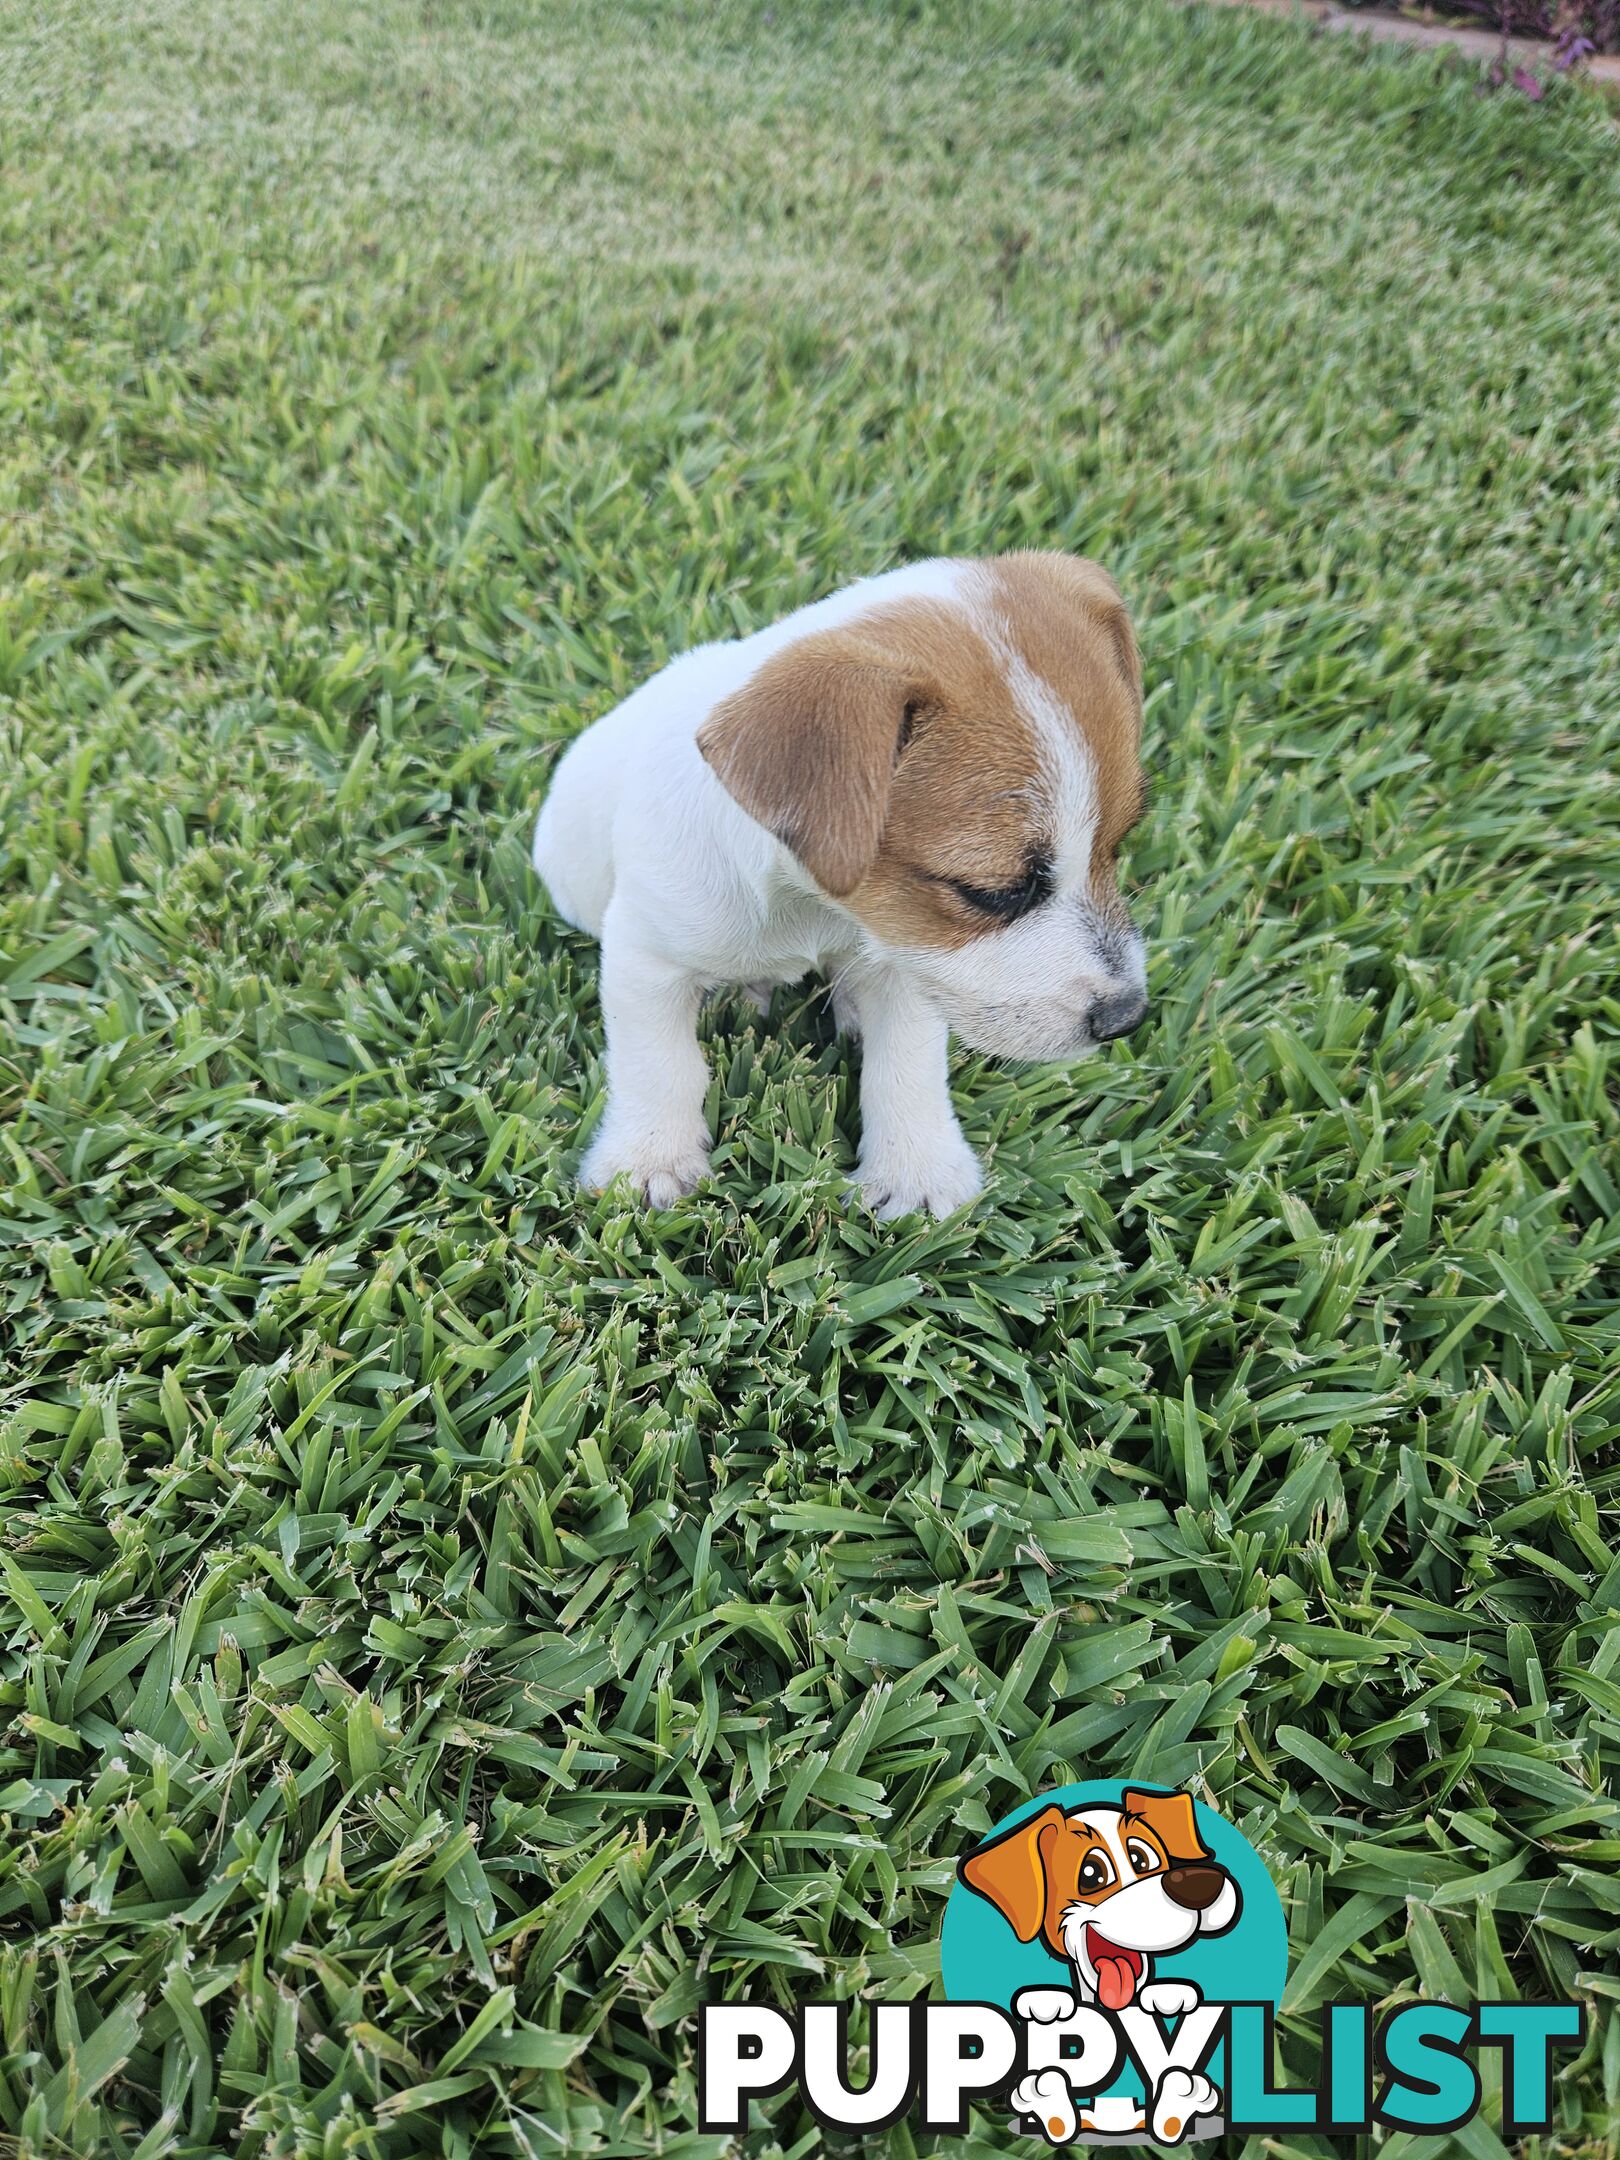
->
xmin=532 ymin=553 xmax=1149 ymax=1216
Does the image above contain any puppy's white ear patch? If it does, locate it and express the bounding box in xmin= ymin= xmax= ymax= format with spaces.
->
xmin=697 ymin=629 xmax=922 ymax=897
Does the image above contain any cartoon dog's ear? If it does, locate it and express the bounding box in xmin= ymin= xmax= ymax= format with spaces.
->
xmin=1122 ymin=1788 xmax=1211 ymax=1865
xmin=697 ymin=630 xmax=926 ymax=898
xmin=958 ymin=1804 xmax=1069 ymax=1943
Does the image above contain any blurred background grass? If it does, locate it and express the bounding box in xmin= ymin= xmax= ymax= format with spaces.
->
xmin=2 ymin=2 xmax=1619 ymax=2154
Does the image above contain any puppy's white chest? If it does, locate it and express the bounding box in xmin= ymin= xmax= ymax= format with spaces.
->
xmin=733 ymin=901 xmax=849 ymax=989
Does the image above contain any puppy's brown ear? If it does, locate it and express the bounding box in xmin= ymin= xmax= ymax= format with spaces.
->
xmin=958 ymin=1804 xmax=1068 ymax=1943
xmin=1100 ymin=598 xmax=1142 ymax=707
xmin=697 ymin=630 xmax=922 ymax=898
xmin=1123 ymin=1788 xmax=1210 ymax=1865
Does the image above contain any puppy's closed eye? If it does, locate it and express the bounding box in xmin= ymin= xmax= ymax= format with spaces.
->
xmin=947 ymin=857 xmax=1053 ymax=923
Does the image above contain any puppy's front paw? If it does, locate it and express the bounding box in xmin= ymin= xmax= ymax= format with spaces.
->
xmin=1149 ymin=2066 xmax=1219 ymax=2144
xmin=1011 ymin=1986 xmax=1077 ymax=2025
xmin=855 ymin=1133 xmax=984 ymax=1221
xmin=580 ymin=1125 xmax=711 ymax=1208
xmin=1009 ymin=2068 xmax=1077 ymax=2143
xmin=1138 ymin=1979 xmax=1202 ymax=2019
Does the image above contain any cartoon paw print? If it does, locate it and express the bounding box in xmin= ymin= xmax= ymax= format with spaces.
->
xmin=1010 ymin=2067 xmax=1077 ymax=2144
xmin=1150 ymin=2066 xmax=1220 ymax=2145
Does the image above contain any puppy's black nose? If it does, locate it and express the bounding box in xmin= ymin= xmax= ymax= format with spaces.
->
xmin=1163 ymin=1864 xmax=1226 ymax=1911
xmin=1090 ymin=990 xmax=1148 ymax=1042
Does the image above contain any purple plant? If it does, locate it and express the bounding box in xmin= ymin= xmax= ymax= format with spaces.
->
xmin=1416 ymin=0 xmax=1620 ymax=51
xmin=1554 ymin=29 xmax=1599 ymax=65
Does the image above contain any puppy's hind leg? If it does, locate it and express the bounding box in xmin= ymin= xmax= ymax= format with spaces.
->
xmin=579 ymin=905 xmax=711 ymax=1207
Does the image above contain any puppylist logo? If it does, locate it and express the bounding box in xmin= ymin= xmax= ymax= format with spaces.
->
xmin=945 ymin=1781 xmax=1270 ymax=2142
xmin=698 ymin=1782 xmax=1583 ymax=2146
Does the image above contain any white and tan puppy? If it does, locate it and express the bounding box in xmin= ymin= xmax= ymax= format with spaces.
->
xmin=532 ymin=553 xmax=1149 ymax=1216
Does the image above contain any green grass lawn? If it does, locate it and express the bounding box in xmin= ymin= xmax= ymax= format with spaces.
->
xmin=3 ymin=1 xmax=1619 ymax=2153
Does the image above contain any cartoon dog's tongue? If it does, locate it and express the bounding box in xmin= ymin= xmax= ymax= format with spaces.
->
xmin=1086 ymin=1928 xmax=1142 ymax=2009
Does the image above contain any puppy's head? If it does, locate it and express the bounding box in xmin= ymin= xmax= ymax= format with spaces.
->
xmin=959 ymin=1789 xmax=1239 ymax=2010
xmin=697 ymin=553 xmax=1148 ymax=1059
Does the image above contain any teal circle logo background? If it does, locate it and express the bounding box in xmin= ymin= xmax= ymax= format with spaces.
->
xmin=941 ymin=1783 xmax=1287 ymax=2106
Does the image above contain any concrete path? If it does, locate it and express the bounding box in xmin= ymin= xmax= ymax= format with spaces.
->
xmin=1193 ymin=0 xmax=1620 ymax=84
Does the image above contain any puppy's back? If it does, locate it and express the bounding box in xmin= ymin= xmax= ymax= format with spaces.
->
xmin=533 ymin=641 xmax=740 ymax=937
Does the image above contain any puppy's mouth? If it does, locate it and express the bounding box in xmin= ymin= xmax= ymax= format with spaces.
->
xmin=946 ymin=1009 xmax=1099 ymax=1064
xmin=1085 ymin=1927 xmax=1144 ymax=2010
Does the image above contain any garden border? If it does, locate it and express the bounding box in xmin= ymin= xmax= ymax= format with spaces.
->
xmin=1193 ymin=0 xmax=1620 ymax=81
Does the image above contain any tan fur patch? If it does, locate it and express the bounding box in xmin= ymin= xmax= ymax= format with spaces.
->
xmin=696 ymin=625 xmax=922 ymax=898
xmin=842 ymin=597 xmax=1048 ymax=947
xmin=959 ymin=1802 xmax=1067 ymax=1945
xmin=698 ymin=558 xmax=1144 ymax=945
xmin=982 ymin=552 xmax=1145 ymax=896
xmin=959 ymin=1804 xmax=1129 ymax=1959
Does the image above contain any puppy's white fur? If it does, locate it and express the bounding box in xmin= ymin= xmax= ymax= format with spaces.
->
xmin=533 ymin=559 xmax=1147 ymax=1215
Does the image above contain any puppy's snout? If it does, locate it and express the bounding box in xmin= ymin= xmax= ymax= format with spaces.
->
xmin=1163 ymin=1864 xmax=1225 ymax=1912
xmin=1090 ymin=989 xmax=1148 ymax=1042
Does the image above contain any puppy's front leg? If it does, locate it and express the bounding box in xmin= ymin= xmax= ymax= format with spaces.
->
xmin=846 ymin=971 xmax=984 ymax=1220
xmin=580 ymin=911 xmax=711 ymax=1206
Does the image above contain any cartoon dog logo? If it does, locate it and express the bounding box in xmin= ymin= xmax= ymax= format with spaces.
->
xmin=958 ymin=1787 xmax=1241 ymax=2144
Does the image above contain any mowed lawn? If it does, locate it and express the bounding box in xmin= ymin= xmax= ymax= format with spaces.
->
xmin=3 ymin=1 xmax=1620 ymax=2152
